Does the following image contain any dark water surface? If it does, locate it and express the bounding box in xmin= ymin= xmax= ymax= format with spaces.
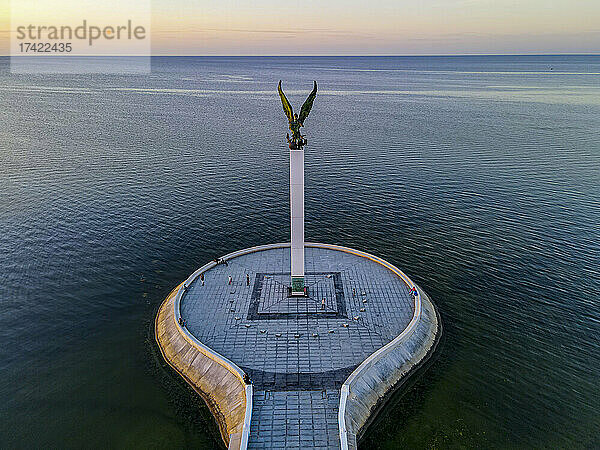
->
xmin=1 ymin=56 xmax=599 ymax=448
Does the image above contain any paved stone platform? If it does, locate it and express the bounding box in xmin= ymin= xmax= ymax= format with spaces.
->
xmin=180 ymin=246 xmax=415 ymax=448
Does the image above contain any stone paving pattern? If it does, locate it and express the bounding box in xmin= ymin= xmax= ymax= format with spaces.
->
xmin=180 ymin=247 xmax=414 ymax=448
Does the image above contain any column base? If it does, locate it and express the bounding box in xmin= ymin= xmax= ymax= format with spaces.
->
xmin=290 ymin=277 xmax=306 ymax=297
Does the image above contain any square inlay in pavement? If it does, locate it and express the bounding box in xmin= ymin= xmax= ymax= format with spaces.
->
xmin=247 ymin=272 xmax=347 ymax=320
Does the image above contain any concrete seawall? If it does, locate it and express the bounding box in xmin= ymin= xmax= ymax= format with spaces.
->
xmin=154 ymin=284 xmax=251 ymax=449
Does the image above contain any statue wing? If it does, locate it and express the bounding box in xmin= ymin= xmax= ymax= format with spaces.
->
xmin=298 ymin=81 xmax=317 ymax=125
xmin=278 ymin=80 xmax=294 ymax=123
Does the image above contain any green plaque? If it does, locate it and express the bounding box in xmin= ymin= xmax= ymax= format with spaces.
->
xmin=291 ymin=277 xmax=305 ymax=294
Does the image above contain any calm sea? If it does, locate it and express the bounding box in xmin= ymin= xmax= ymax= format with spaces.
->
xmin=0 ymin=56 xmax=598 ymax=448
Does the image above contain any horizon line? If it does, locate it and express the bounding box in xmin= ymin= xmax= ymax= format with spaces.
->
xmin=3 ymin=52 xmax=600 ymax=57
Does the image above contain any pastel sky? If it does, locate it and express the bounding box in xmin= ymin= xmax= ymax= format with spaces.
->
xmin=1 ymin=0 xmax=599 ymax=55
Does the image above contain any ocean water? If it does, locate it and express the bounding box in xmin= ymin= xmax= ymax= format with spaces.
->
xmin=0 ymin=55 xmax=598 ymax=448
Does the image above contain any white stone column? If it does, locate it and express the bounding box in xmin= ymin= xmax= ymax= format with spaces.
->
xmin=290 ymin=148 xmax=305 ymax=295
